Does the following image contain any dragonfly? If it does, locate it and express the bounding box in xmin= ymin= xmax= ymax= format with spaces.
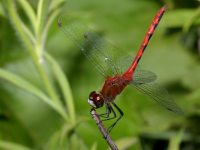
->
xmin=58 ymin=6 xmax=183 ymax=133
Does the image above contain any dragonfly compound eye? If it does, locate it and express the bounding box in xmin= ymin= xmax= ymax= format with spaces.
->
xmin=88 ymin=91 xmax=104 ymax=108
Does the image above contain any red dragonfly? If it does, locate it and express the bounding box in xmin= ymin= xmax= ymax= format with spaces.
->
xmin=58 ymin=6 xmax=183 ymax=133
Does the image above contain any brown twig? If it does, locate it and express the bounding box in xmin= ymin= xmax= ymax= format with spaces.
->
xmin=90 ymin=108 xmax=119 ymax=150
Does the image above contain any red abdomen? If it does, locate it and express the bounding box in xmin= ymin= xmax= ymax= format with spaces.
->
xmin=100 ymin=75 xmax=129 ymax=102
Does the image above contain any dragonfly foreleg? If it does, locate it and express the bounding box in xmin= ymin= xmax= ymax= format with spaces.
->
xmin=100 ymin=103 xmax=117 ymax=121
xmin=107 ymin=102 xmax=124 ymax=133
xmin=99 ymin=103 xmax=112 ymax=118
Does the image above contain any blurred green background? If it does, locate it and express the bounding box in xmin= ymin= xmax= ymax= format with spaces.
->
xmin=0 ymin=0 xmax=200 ymax=150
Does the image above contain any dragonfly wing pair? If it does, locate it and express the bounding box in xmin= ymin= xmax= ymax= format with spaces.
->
xmin=58 ymin=19 xmax=122 ymax=77
xmin=132 ymin=69 xmax=183 ymax=114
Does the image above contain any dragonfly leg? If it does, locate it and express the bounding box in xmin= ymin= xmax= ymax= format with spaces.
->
xmin=101 ymin=103 xmax=117 ymax=121
xmin=107 ymin=102 xmax=124 ymax=133
xmin=91 ymin=103 xmax=123 ymax=133
xmin=99 ymin=103 xmax=112 ymax=118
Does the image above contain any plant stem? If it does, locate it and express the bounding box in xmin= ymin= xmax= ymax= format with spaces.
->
xmin=45 ymin=53 xmax=76 ymax=123
xmin=7 ymin=0 xmax=66 ymax=118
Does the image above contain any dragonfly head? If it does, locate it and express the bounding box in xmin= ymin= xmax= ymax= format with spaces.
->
xmin=88 ymin=91 xmax=104 ymax=108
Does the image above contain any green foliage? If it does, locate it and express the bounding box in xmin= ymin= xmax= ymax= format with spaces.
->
xmin=168 ymin=128 xmax=184 ymax=150
xmin=0 ymin=140 xmax=32 ymax=150
xmin=0 ymin=0 xmax=79 ymax=149
xmin=0 ymin=0 xmax=200 ymax=150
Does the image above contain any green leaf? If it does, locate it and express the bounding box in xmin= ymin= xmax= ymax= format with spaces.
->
xmin=167 ymin=129 xmax=184 ymax=150
xmin=69 ymin=133 xmax=88 ymax=150
xmin=7 ymin=0 xmax=34 ymax=52
xmin=90 ymin=143 xmax=97 ymax=150
xmin=45 ymin=52 xmax=76 ymax=123
xmin=17 ymin=0 xmax=37 ymax=33
xmin=0 ymin=68 xmax=67 ymax=120
xmin=49 ymin=0 xmax=65 ymax=13
xmin=41 ymin=8 xmax=62 ymax=53
xmin=46 ymin=124 xmax=73 ymax=150
xmin=36 ymin=0 xmax=47 ymax=35
xmin=115 ymin=137 xmax=138 ymax=150
xmin=0 ymin=1 xmax=5 ymax=17
xmin=183 ymin=8 xmax=200 ymax=33
xmin=0 ymin=140 xmax=32 ymax=150
xmin=163 ymin=9 xmax=196 ymax=28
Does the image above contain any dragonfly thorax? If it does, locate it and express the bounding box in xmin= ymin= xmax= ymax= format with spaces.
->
xmin=88 ymin=91 xmax=104 ymax=108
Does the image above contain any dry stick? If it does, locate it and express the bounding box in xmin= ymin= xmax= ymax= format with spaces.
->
xmin=90 ymin=109 xmax=119 ymax=150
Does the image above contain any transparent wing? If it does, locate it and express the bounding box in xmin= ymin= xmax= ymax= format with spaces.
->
xmin=58 ymin=17 xmax=122 ymax=77
xmin=130 ymin=81 xmax=183 ymax=114
xmin=114 ymin=54 xmax=157 ymax=84
xmin=133 ymin=69 xmax=157 ymax=84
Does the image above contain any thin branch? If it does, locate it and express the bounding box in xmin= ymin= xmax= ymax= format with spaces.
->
xmin=90 ymin=109 xmax=119 ymax=150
